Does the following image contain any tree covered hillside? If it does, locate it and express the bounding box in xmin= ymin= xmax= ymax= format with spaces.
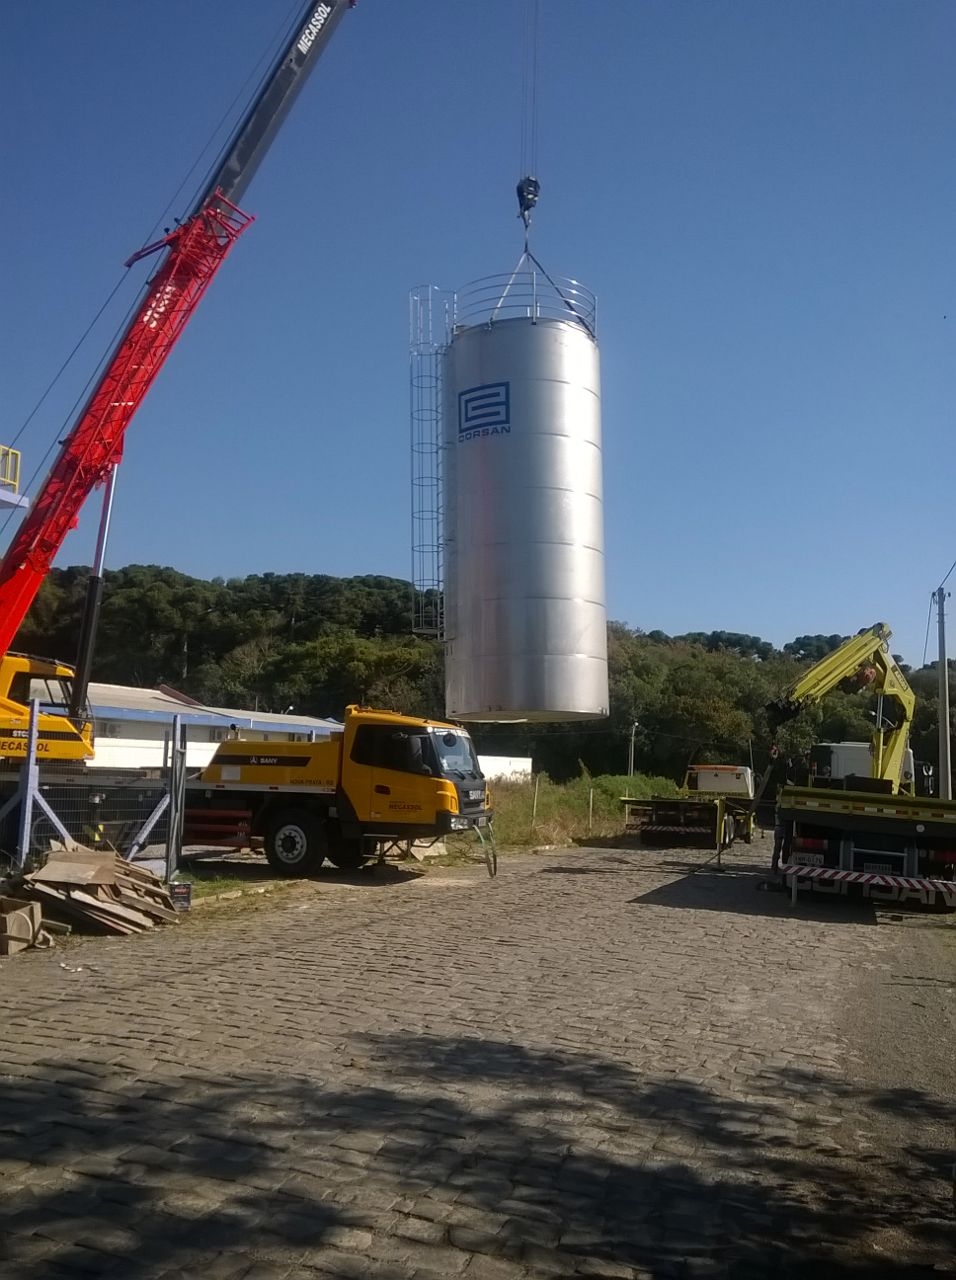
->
xmin=18 ymin=566 xmax=951 ymax=782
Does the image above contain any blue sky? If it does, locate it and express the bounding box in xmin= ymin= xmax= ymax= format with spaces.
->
xmin=2 ymin=1 xmax=954 ymax=666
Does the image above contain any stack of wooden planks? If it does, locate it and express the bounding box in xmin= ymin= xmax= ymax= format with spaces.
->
xmin=15 ymin=843 xmax=180 ymax=935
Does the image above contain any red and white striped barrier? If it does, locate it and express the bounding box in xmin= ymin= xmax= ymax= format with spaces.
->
xmin=783 ymin=863 xmax=956 ymax=907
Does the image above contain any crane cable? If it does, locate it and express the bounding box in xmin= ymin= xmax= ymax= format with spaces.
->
xmin=516 ymin=0 xmax=541 ymax=240
xmin=519 ymin=0 xmax=540 ymax=178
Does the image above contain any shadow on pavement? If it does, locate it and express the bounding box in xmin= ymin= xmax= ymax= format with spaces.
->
xmin=0 ymin=1037 xmax=952 ymax=1278
xmin=178 ymin=855 xmax=278 ymax=881
xmin=537 ymin=865 xmax=620 ymax=876
xmin=178 ymin=853 xmax=423 ymax=888
xmin=629 ymin=868 xmax=882 ymax=925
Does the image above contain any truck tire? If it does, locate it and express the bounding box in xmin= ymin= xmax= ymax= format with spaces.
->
xmin=325 ymin=829 xmax=368 ymax=871
xmin=265 ymin=809 xmax=326 ymax=876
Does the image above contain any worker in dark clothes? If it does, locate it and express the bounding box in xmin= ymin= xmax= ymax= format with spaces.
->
xmin=771 ymin=791 xmax=791 ymax=875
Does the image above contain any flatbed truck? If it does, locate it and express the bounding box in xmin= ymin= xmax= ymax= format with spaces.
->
xmin=769 ymin=624 xmax=956 ymax=907
xmin=622 ymin=765 xmax=757 ymax=853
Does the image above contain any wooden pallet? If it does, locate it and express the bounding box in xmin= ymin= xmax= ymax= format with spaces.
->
xmin=16 ymin=843 xmax=179 ymax=935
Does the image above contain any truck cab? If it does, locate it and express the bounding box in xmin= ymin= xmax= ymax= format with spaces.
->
xmin=0 ymin=654 xmax=93 ymax=761
xmin=809 ymin=741 xmax=916 ymax=794
xmin=341 ymin=707 xmax=489 ymax=837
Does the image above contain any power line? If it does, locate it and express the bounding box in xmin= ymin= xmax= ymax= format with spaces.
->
xmin=922 ymin=593 xmax=935 ymax=668
xmin=939 ymin=554 xmax=956 ymax=590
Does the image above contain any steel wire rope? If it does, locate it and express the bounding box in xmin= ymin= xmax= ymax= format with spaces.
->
xmin=528 ymin=0 xmax=540 ymax=178
xmin=938 ymin=554 xmax=956 ymax=591
xmin=518 ymin=0 xmax=540 ymax=193
xmin=183 ymin=0 xmax=304 ymax=229
xmin=0 ymin=283 xmax=147 ymax=544
xmin=0 ymin=4 xmax=302 ymax=548
xmin=519 ymin=2 xmax=529 ymax=177
xmin=922 ymin=594 xmax=935 ymax=669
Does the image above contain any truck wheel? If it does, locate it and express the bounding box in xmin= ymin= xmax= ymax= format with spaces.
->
xmin=265 ymin=810 xmax=326 ymax=875
xmin=325 ymin=829 xmax=368 ymax=871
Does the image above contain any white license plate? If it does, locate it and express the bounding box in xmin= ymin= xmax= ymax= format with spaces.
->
xmin=863 ymin=862 xmax=893 ymax=874
xmin=798 ymin=853 xmax=825 ymax=866
xmin=474 ymin=816 xmax=487 ymax=827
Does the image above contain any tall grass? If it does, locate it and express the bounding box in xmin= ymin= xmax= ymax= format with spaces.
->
xmin=472 ymin=772 xmax=679 ymax=849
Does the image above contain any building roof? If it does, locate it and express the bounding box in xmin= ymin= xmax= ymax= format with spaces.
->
xmin=88 ymin=682 xmax=340 ymax=735
xmin=203 ymin=705 xmax=342 ymax=734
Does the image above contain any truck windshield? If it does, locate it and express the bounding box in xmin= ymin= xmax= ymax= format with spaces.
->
xmin=8 ymin=673 xmax=76 ymax=716
xmin=431 ymin=729 xmax=481 ymax=778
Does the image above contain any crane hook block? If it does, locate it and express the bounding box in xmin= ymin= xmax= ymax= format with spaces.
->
xmin=516 ymin=175 xmax=540 ymax=227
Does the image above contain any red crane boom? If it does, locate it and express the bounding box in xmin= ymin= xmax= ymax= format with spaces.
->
xmin=0 ymin=1 xmax=353 ymax=660
xmin=0 ymin=200 xmax=251 ymax=655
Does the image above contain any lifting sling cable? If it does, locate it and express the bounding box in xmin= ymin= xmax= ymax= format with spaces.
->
xmin=491 ymin=247 xmax=593 ymax=339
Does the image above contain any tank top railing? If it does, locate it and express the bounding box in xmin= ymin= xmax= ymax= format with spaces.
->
xmin=454 ymin=263 xmax=596 ymax=336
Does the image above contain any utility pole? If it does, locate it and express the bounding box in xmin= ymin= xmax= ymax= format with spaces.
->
xmin=936 ymin=587 xmax=951 ymax=800
xmin=628 ymin=721 xmax=639 ymax=777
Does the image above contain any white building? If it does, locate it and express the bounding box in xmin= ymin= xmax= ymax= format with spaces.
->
xmin=84 ymin=683 xmax=531 ymax=780
xmin=87 ymin=683 xmax=339 ymax=771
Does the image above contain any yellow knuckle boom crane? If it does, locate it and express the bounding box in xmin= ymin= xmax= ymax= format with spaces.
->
xmin=771 ymin=624 xmax=956 ymax=905
xmin=767 ymin=623 xmax=916 ymax=793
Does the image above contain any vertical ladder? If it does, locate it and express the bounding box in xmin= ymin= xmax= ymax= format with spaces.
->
xmin=409 ymin=287 xmax=452 ymax=636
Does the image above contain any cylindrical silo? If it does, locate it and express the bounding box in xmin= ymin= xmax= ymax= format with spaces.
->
xmin=442 ymin=268 xmax=608 ymax=721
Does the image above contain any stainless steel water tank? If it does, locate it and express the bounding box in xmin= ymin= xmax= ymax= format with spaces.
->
xmin=442 ymin=272 xmax=608 ymax=721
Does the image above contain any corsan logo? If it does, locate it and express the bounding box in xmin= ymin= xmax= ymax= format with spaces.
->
xmin=458 ymin=382 xmax=511 ymax=443
xmin=297 ymin=3 xmax=333 ymax=54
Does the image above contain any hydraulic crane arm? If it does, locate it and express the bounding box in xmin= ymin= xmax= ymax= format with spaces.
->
xmin=767 ymin=623 xmax=916 ymax=789
xmin=0 ymin=1 xmax=354 ymax=660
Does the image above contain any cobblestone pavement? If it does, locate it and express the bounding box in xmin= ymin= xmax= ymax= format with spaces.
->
xmin=1 ymin=839 xmax=954 ymax=1279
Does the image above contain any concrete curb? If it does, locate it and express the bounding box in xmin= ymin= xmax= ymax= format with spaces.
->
xmin=183 ymin=881 xmax=294 ymax=909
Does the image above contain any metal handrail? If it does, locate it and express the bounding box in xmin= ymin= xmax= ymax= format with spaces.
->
xmin=0 ymin=446 xmax=21 ymax=493
xmin=454 ymin=265 xmax=596 ymax=335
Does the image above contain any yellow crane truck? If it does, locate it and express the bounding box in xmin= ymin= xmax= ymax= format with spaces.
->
xmin=622 ymin=764 xmax=757 ymax=853
xmin=0 ymin=656 xmax=93 ymax=762
xmin=183 ymin=705 xmax=493 ymax=874
xmin=769 ymin=623 xmax=956 ymax=907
